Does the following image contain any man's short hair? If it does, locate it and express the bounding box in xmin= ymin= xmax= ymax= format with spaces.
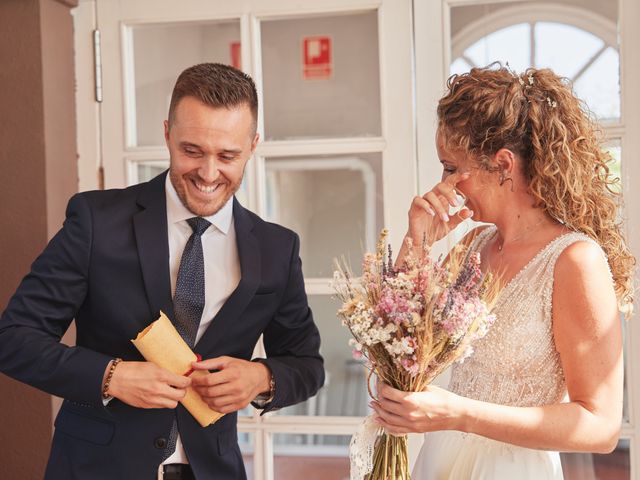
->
xmin=168 ymin=63 xmax=258 ymax=130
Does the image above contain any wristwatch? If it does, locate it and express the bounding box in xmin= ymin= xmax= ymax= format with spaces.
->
xmin=252 ymin=358 xmax=275 ymax=403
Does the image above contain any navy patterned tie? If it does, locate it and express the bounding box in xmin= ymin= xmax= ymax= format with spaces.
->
xmin=173 ymin=217 xmax=211 ymax=347
xmin=163 ymin=216 xmax=211 ymax=461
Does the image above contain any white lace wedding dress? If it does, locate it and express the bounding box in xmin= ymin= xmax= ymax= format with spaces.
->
xmin=412 ymin=225 xmax=599 ymax=480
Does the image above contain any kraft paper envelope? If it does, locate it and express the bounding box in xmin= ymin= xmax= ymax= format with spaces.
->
xmin=131 ymin=311 xmax=224 ymax=427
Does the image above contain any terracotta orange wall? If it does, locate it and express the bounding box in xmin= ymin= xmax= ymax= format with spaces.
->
xmin=0 ymin=0 xmax=78 ymax=477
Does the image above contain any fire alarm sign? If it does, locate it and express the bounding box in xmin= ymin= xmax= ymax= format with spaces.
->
xmin=303 ymin=36 xmax=332 ymax=80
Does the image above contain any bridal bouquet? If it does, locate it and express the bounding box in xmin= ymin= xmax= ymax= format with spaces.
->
xmin=333 ymin=229 xmax=500 ymax=480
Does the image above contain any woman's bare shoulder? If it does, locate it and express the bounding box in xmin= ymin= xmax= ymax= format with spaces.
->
xmin=555 ymin=238 xmax=609 ymax=282
xmin=553 ymin=238 xmax=617 ymax=332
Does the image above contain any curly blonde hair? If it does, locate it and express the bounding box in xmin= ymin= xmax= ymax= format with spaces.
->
xmin=438 ymin=64 xmax=635 ymax=314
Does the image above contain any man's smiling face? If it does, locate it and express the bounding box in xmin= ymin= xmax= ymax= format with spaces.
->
xmin=165 ymin=96 xmax=259 ymax=217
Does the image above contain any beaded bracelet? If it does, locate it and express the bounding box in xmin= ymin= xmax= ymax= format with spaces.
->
xmin=102 ymin=358 xmax=123 ymax=399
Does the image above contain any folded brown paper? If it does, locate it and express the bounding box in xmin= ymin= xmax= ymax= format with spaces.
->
xmin=131 ymin=311 xmax=224 ymax=427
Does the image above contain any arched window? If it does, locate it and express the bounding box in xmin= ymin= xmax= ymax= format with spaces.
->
xmin=450 ymin=4 xmax=619 ymax=121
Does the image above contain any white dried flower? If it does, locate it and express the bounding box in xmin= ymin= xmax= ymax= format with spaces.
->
xmin=358 ymin=323 xmax=397 ymax=347
xmin=385 ymin=337 xmax=415 ymax=357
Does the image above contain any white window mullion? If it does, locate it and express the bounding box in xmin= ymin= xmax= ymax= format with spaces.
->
xmin=604 ymin=125 xmax=626 ymax=139
xmin=262 ymin=430 xmax=273 ymax=480
xmin=263 ymin=415 xmax=361 ymax=433
xmin=121 ymin=25 xmax=137 ymax=149
xmin=248 ymin=14 xmax=265 ymax=216
xmin=530 ymin=21 xmax=535 ymax=68
xmin=257 ymin=137 xmax=386 ymax=157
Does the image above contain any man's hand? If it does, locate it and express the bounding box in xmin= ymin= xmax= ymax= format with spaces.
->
xmin=106 ymin=361 xmax=191 ymax=409
xmin=191 ymin=356 xmax=271 ymax=414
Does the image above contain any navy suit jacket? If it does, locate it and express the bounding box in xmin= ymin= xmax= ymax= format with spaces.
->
xmin=0 ymin=171 xmax=324 ymax=480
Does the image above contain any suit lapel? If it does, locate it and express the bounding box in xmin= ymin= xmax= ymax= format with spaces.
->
xmin=195 ymin=198 xmax=261 ymax=352
xmin=133 ymin=171 xmax=176 ymax=323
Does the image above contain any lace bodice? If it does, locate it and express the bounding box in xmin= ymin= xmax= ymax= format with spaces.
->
xmin=449 ymin=225 xmax=599 ymax=407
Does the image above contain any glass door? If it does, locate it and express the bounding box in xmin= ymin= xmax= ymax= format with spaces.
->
xmin=80 ymin=0 xmax=417 ymax=478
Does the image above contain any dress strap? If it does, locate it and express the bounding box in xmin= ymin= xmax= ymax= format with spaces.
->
xmin=467 ymin=225 xmax=497 ymax=254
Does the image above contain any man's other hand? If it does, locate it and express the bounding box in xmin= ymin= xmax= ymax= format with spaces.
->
xmin=190 ymin=356 xmax=271 ymax=413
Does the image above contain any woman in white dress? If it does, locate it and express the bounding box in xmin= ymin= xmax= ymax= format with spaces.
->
xmin=370 ymin=65 xmax=635 ymax=479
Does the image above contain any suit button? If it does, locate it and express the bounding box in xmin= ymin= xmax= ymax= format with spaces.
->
xmin=154 ymin=437 xmax=167 ymax=449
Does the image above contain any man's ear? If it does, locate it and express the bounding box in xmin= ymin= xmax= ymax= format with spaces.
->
xmin=164 ymin=120 xmax=170 ymax=144
xmin=250 ymin=132 xmax=260 ymax=154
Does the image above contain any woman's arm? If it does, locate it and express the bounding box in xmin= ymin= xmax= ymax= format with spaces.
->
xmin=373 ymin=240 xmax=623 ymax=453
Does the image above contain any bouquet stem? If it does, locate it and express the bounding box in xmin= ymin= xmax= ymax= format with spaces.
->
xmin=366 ymin=433 xmax=410 ymax=480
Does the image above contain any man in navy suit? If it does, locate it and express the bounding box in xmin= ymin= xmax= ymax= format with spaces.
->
xmin=0 ymin=63 xmax=324 ymax=480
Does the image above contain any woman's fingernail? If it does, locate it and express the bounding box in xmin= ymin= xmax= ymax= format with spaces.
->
xmin=441 ymin=213 xmax=450 ymax=222
xmin=428 ymin=209 xmax=436 ymax=217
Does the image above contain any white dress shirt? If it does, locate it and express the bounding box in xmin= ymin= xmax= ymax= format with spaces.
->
xmin=163 ymin=174 xmax=240 ymax=465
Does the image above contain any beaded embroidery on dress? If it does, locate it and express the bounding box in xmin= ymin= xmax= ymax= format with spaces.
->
xmin=412 ymin=225 xmax=601 ymax=480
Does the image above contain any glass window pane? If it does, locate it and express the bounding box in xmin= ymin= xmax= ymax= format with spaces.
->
xmin=464 ymin=23 xmax=530 ymax=72
xmin=450 ymin=57 xmax=472 ymax=76
xmin=239 ymin=431 xmax=255 ymax=480
xmin=238 ymin=405 xmax=253 ymax=418
xmin=275 ymin=295 xmax=370 ymax=417
xmin=264 ymin=153 xmax=383 ymax=278
xmin=535 ymin=22 xmax=604 ymax=79
xmin=261 ymin=11 xmax=381 ymax=140
xmin=560 ymin=439 xmax=630 ymax=479
xmin=133 ymin=160 xmax=168 ymax=184
xmin=130 ymin=20 xmax=241 ymax=147
xmin=273 ymin=433 xmax=350 ymax=479
xmin=573 ymin=47 xmax=620 ymax=120
xmin=605 ymin=139 xmax=621 ymax=194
